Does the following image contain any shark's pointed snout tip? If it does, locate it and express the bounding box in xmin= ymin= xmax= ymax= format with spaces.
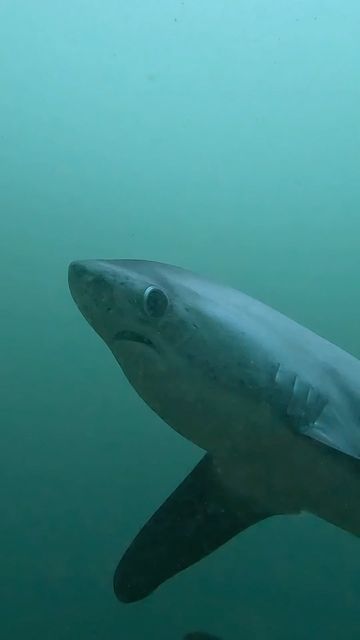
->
xmin=68 ymin=260 xmax=87 ymax=278
xmin=68 ymin=260 xmax=96 ymax=289
xmin=68 ymin=260 xmax=92 ymax=301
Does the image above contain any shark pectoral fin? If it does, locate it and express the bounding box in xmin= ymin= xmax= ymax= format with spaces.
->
xmin=113 ymin=454 xmax=272 ymax=603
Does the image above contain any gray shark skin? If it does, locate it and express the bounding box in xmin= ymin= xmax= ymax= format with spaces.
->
xmin=68 ymin=259 xmax=360 ymax=603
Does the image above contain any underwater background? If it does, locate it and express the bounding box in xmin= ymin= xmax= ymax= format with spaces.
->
xmin=1 ymin=1 xmax=359 ymax=638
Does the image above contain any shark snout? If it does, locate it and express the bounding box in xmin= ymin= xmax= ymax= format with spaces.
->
xmin=68 ymin=259 xmax=97 ymax=286
xmin=68 ymin=260 xmax=121 ymax=337
xmin=68 ymin=259 xmax=107 ymax=301
xmin=68 ymin=259 xmax=107 ymax=314
xmin=68 ymin=260 xmax=88 ymax=279
xmin=68 ymin=260 xmax=92 ymax=307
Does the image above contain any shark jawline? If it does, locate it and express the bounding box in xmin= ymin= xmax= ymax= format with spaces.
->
xmin=113 ymin=329 xmax=155 ymax=350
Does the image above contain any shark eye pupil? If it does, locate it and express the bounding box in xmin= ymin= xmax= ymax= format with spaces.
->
xmin=144 ymin=286 xmax=168 ymax=318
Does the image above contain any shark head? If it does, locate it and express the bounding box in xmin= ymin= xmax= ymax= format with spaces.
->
xmin=68 ymin=259 xmax=243 ymax=450
xmin=68 ymin=259 xmax=190 ymax=358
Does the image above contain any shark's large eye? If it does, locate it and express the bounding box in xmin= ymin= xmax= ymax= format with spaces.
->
xmin=143 ymin=286 xmax=168 ymax=318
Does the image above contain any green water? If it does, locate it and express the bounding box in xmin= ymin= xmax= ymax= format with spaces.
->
xmin=1 ymin=2 xmax=359 ymax=638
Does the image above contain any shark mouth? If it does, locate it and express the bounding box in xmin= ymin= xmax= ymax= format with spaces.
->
xmin=113 ymin=330 xmax=155 ymax=350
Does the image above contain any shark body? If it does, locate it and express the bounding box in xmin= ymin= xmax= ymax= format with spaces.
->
xmin=68 ymin=259 xmax=360 ymax=602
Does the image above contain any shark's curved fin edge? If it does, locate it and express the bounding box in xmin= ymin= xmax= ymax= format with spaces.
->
xmin=114 ymin=454 xmax=274 ymax=603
